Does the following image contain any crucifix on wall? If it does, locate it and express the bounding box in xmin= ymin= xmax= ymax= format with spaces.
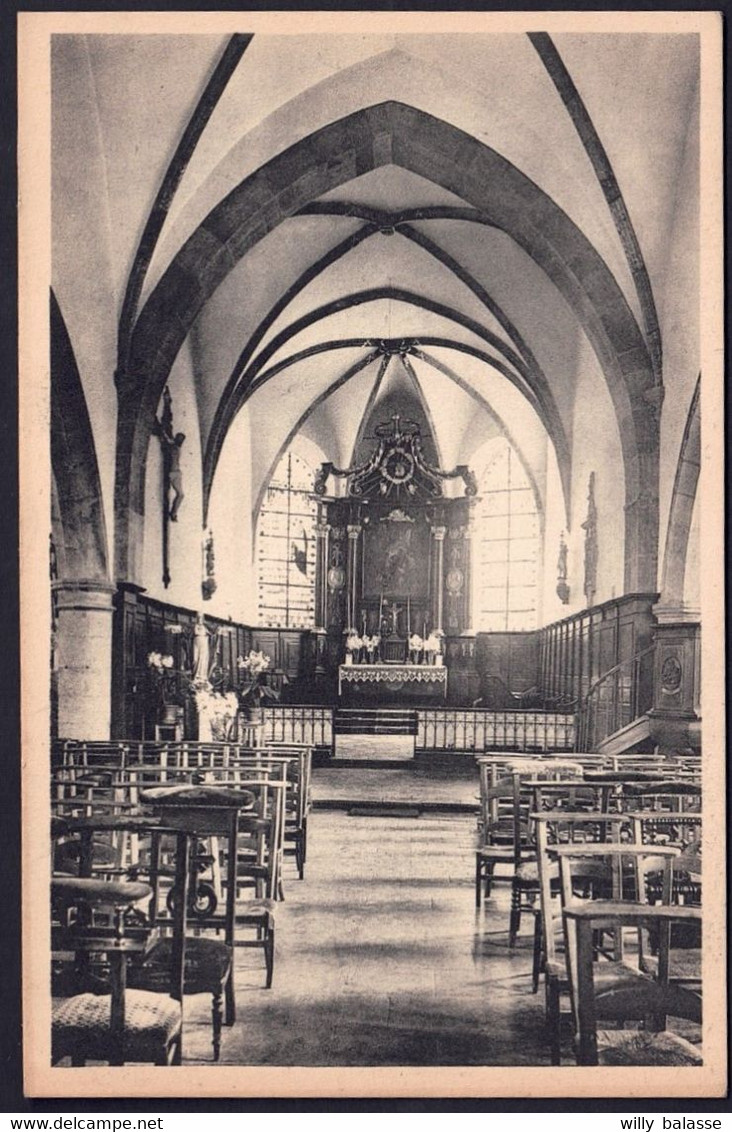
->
xmin=153 ymin=386 xmax=186 ymax=588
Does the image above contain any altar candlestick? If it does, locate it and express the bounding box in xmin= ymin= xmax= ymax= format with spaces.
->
xmin=407 ymin=595 xmax=411 ymax=636
xmin=379 ymin=592 xmax=383 ymax=628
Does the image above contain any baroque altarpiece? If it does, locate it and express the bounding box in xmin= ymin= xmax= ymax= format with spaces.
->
xmin=309 ymin=416 xmax=480 ymax=701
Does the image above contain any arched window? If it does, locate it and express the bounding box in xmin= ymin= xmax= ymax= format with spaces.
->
xmin=473 ymin=438 xmax=540 ymax=632
xmin=256 ymin=448 xmax=317 ymax=628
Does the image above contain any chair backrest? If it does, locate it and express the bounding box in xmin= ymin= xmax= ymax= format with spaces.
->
xmin=233 ymin=775 xmax=287 ymax=899
xmin=561 ymin=898 xmax=702 ymax=1065
xmin=630 ymin=809 xmax=703 ymax=851
xmin=533 ymin=812 xmax=632 ymax=968
xmin=477 ymin=764 xmax=521 ymax=852
xmin=555 ymin=842 xmax=679 ymax=1036
xmin=51 ymin=843 xmax=186 ymax=1064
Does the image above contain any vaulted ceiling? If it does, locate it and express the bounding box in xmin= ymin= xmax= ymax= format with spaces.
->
xmin=51 ymin=29 xmax=700 ymax=587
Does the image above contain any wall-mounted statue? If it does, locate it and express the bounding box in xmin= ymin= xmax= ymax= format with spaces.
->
xmin=202 ymin=529 xmax=216 ymax=600
xmin=556 ymin=531 xmax=570 ymax=604
xmin=153 ymin=385 xmax=185 ymax=587
xmin=582 ymin=473 xmax=598 ymax=606
xmin=154 ymin=387 xmax=185 ymax=522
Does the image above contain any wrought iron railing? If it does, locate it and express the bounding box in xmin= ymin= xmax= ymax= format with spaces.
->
xmin=263 ymin=704 xmax=333 ymax=748
xmin=416 ymin=708 xmax=575 ymax=753
xmin=575 ymin=644 xmax=655 ymax=752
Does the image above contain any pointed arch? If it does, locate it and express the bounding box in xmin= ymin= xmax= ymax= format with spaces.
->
xmin=660 ymin=378 xmax=701 ymax=606
xmin=51 ymin=290 xmax=109 ymax=582
xmin=117 ymin=100 xmax=659 ymax=593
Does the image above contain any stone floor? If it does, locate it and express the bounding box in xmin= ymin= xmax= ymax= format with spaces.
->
xmin=312 ymin=760 xmax=479 ymax=809
xmin=182 ymin=808 xmax=553 ymax=1066
xmin=333 ymin=734 xmax=416 ymax=761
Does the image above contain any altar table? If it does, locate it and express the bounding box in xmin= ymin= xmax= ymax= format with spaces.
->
xmin=338 ymin=663 xmax=447 ymax=699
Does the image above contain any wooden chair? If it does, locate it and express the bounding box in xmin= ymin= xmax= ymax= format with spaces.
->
xmin=267 ymin=743 xmax=313 ymax=880
xmin=51 ymin=876 xmax=183 ymax=1066
xmin=476 ymin=761 xmax=585 ymax=947
xmin=132 ymin=784 xmax=258 ymax=1059
xmin=563 ymin=902 xmax=703 ymax=1065
xmin=557 ymin=844 xmax=702 ymax=1066
xmin=474 ymin=764 xmax=523 ymax=912
xmin=533 ymin=811 xmax=634 ymax=1062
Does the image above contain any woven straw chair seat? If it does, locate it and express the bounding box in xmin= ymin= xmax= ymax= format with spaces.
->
xmin=595 ymin=1029 xmax=702 ymax=1066
xmin=52 ymin=990 xmax=181 ymax=1063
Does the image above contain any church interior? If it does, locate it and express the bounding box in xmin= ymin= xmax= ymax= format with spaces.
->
xmin=45 ymin=26 xmax=711 ymax=1075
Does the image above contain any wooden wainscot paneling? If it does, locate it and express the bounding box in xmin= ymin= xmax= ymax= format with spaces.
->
xmin=648 ymin=618 xmax=701 ymax=750
xmin=444 ymin=633 xmax=480 ymax=705
xmin=538 ymin=593 xmax=658 ymax=711
xmin=475 ymin=631 xmax=540 ymax=708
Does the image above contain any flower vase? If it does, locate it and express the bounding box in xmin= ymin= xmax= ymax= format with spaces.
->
xmin=345 ymin=652 xmax=353 ymax=666
xmin=159 ymin=703 xmax=184 ymax=728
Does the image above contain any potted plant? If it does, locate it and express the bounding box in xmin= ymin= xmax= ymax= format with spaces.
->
xmin=146 ymin=650 xmax=182 ymax=724
xmin=236 ymin=650 xmax=281 ymax=721
xmin=408 ymin=633 xmax=424 ymax=665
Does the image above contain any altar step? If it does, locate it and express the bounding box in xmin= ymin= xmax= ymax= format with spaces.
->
xmin=333 ymin=708 xmax=418 ymax=736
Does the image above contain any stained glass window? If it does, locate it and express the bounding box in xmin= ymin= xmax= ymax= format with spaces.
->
xmin=473 ymin=439 xmax=540 ymax=631
xmin=256 ymin=449 xmax=317 ymax=629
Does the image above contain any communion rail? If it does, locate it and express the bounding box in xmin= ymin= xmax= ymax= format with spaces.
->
xmin=416 ymin=708 xmax=575 ymax=754
xmin=262 ymin=704 xmax=333 ymax=748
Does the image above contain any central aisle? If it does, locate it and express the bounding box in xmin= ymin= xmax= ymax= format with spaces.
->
xmin=184 ymin=811 xmax=550 ymax=1066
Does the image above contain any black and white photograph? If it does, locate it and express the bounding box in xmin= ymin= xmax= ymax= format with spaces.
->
xmin=19 ymin=10 xmax=725 ymax=1099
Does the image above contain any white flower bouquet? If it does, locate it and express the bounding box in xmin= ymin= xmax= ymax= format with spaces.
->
xmin=236 ymin=650 xmax=279 ymax=708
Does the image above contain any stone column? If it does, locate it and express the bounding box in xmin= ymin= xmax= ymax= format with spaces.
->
xmin=346 ymin=524 xmax=361 ymax=630
xmin=54 ymin=580 xmax=116 ymax=739
xmin=431 ymin=526 xmax=447 ymax=633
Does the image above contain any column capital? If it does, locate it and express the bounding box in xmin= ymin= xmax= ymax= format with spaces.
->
xmin=431 ymin=526 xmax=447 ymax=541
xmin=316 ymin=522 xmax=331 ymax=538
xmin=347 ymin=524 xmax=362 ymax=540
xmin=53 ymin=579 xmax=117 ymax=613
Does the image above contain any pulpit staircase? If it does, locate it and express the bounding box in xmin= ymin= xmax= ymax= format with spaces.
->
xmin=575 ymin=645 xmax=656 ymax=755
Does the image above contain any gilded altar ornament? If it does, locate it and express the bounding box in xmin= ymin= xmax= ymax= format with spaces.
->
xmin=327 ymin=565 xmax=345 ymax=591
xmin=315 ymin=416 xmax=477 ymax=503
xmin=446 ymin=567 xmax=464 ymax=596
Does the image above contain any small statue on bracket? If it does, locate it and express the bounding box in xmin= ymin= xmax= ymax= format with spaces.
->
xmin=582 ymin=472 xmax=598 ymax=606
xmin=556 ymin=531 xmax=570 ymax=605
xmin=202 ymin=528 xmax=216 ymax=601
